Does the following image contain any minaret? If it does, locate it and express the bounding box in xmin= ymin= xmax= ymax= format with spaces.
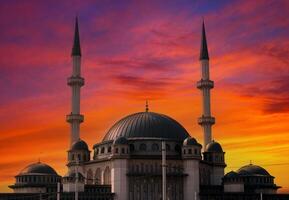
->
xmin=197 ymin=21 xmax=215 ymax=149
xmin=66 ymin=17 xmax=84 ymax=147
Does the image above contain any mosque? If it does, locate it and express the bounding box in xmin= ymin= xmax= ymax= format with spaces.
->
xmin=3 ymin=18 xmax=285 ymax=200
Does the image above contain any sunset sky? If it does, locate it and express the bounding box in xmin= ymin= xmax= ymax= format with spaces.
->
xmin=0 ymin=0 xmax=289 ymax=193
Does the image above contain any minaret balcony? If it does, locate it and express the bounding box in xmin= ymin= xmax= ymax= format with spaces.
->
xmin=198 ymin=116 xmax=215 ymax=125
xmin=67 ymin=76 xmax=84 ymax=86
xmin=66 ymin=114 xmax=84 ymax=123
xmin=197 ymin=79 xmax=214 ymax=89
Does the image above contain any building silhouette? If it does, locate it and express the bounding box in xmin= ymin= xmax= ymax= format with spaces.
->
xmin=2 ymin=18 xmax=288 ymax=200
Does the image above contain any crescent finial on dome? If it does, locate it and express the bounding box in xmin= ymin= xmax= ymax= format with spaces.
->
xmin=145 ymin=100 xmax=149 ymax=112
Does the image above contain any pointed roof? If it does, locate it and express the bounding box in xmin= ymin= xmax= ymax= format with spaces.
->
xmin=199 ymin=20 xmax=209 ymax=60
xmin=71 ymin=17 xmax=81 ymax=56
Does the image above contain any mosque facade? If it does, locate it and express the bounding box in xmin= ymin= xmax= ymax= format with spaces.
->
xmin=4 ymin=18 xmax=285 ymax=200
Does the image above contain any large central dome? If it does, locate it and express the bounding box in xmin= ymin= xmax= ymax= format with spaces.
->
xmin=102 ymin=112 xmax=190 ymax=141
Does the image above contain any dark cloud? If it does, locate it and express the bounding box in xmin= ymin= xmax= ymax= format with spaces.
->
xmin=114 ymin=74 xmax=173 ymax=89
xmin=241 ymin=76 xmax=289 ymax=114
xmin=97 ymin=56 xmax=179 ymax=72
xmin=264 ymin=99 xmax=289 ymax=114
xmin=260 ymin=43 xmax=289 ymax=65
xmin=150 ymin=26 xmax=195 ymax=52
xmin=93 ymin=55 xmax=189 ymax=100
xmin=111 ymin=74 xmax=178 ymax=100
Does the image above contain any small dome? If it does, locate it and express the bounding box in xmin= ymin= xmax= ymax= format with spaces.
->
xmin=224 ymin=171 xmax=239 ymax=178
xmin=205 ymin=140 xmax=223 ymax=152
xmin=237 ymin=164 xmax=270 ymax=176
xmin=64 ymin=171 xmax=84 ymax=178
xmin=71 ymin=139 xmax=89 ymax=151
xmin=183 ymin=137 xmax=200 ymax=146
xmin=19 ymin=162 xmax=58 ymax=175
xmin=103 ymin=112 xmax=190 ymax=141
xmin=113 ymin=136 xmax=128 ymax=145
xmin=63 ymin=171 xmax=85 ymax=183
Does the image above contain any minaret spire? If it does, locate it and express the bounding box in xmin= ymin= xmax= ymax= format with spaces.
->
xmin=197 ymin=20 xmax=215 ymax=150
xmin=67 ymin=17 xmax=85 ymax=147
xmin=200 ymin=20 xmax=209 ymax=60
xmin=72 ymin=17 xmax=81 ymax=56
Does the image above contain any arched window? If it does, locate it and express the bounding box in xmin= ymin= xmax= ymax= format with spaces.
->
xmin=101 ymin=147 xmax=105 ymax=154
xmin=115 ymin=148 xmax=118 ymax=153
xmin=166 ymin=144 xmax=171 ymax=151
xmin=194 ymin=149 xmax=198 ymax=155
xmin=86 ymin=169 xmax=93 ymax=184
xmin=96 ymin=149 xmax=99 ymax=154
xmin=168 ymin=163 xmax=171 ymax=173
xmin=83 ymin=154 xmax=86 ymax=161
xmin=103 ymin=167 xmax=111 ymax=185
xmin=77 ymin=154 xmax=81 ymax=161
xmin=154 ymin=163 xmax=158 ymax=172
xmin=129 ymin=144 xmax=135 ymax=151
xmin=152 ymin=143 xmax=159 ymax=151
xmin=173 ymin=165 xmax=177 ymax=173
xmin=139 ymin=143 xmax=147 ymax=151
xmin=72 ymin=154 xmax=75 ymax=160
xmin=121 ymin=148 xmax=125 ymax=154
xmin=174 ymin=144 xmax=181 ymax=153
xmin=108 ymin=146 xmax=111 ymax=153
xmin=188 ymin=149 xmax=192 ymax=154
xmin=183 ymin=149 xmax=186 ymax=154
xmin=94 ymin=168 xmax=101 ymax=185
xmin=141 ymin=163 xmax=144 ymax=173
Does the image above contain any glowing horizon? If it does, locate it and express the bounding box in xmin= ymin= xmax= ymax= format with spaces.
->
xmin=0 ymin=0 xmax=289 ymax=193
